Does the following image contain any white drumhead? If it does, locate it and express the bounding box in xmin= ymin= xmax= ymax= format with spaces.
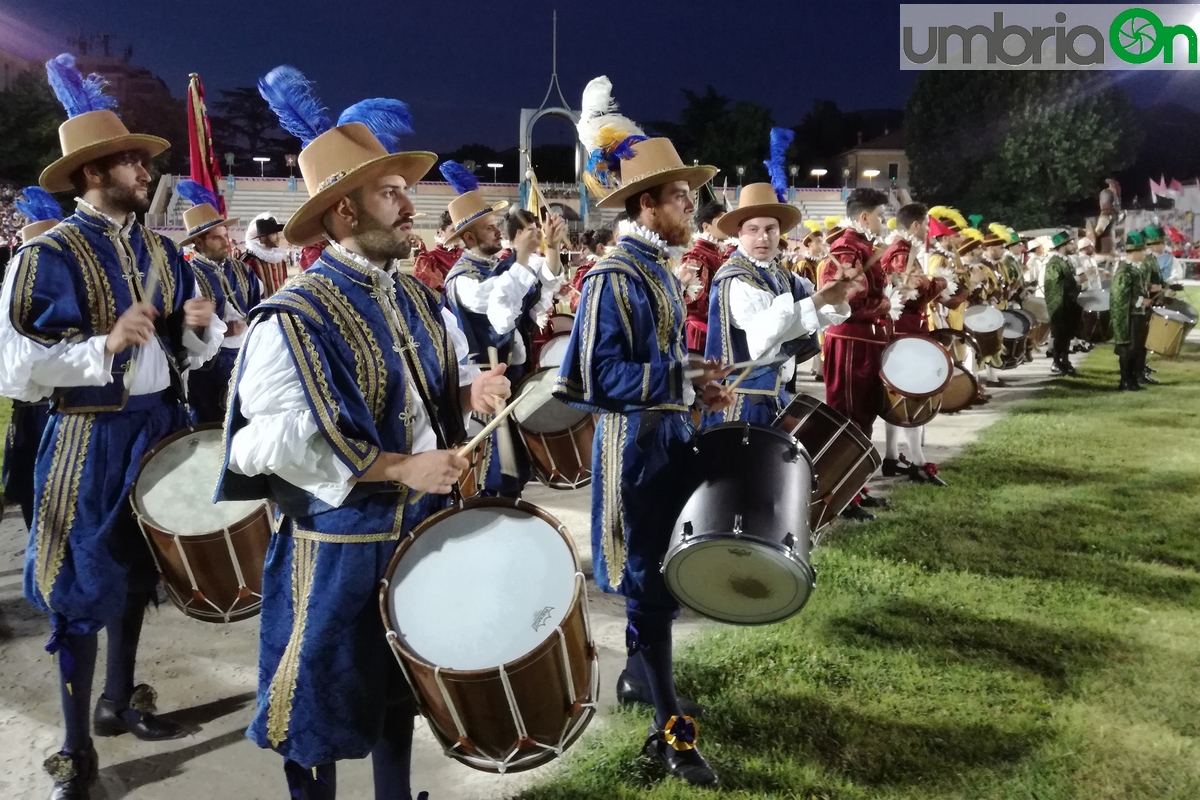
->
xmin=538 ymin=335 xmax=570 ymax=369
xmin=1021 ymin=297 xmax=1050 ymax=323
xmin=1154 ymin=307 xmax=1190 ymax=324
xmin=548 ymin=314 xmax=575 ymax=335
xmin=133 ymin=428 xmax=264 ymax=535
xmin=387 ymin=507 xmax=577 ymax=670
xmin=1078 ymin=290 xmax=1110 ymax=313
xmin=1001 ymin=310 xmax=1030 ymax=339
xmin=963 ymin=305 xmax=1005 ymax=333
xmin=665 ymin=538 xmax=810 ymax=624
xmin=880 ymin=337 xmax=950 ymax=396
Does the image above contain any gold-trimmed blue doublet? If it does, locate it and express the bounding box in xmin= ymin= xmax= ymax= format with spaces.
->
xmin=12 ymin=205 xmax=199 ymax=637
xmin=552 ymin=233 xmax=692 ymax=615
xmin=216 ymin=246 xmax=466 ymax=768
xmin=702 ymin=252 xmax=817 ymax=426
xmin=187 ymin=253 xmax=262 ymax=422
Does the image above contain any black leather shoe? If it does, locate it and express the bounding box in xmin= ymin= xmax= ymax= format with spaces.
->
xmin=908 ymin=463 xmax=948 ymax=487
xmin=841 ymin=504 xmax=875 ymax=522
xmin=94 ymin=685 xmax=185 ymax=741
xmin=1146 ymin=365 xmax=1158 ymax=374
xmin=45 ymin=745 xmax=97 ymax=800
xmin=643 ymin=725 xmax=720 ymax=788
xmin=616 ymin=671 xmax=706 ymax=717
xmin=881 ymin=458 xmax=905 ymax=477
xmin=1142 ymin=375 xmax=1161 ymax=385
xmin=859 ymin=493 xmax=890 ymax=509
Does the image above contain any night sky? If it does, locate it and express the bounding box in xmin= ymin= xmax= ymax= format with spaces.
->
xmin=3 ymin=0 xmax=1200 ymax=153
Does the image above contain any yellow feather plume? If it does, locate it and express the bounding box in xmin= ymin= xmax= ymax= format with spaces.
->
xmin=961 ymin=227 xmax=985 ymax=242
xmin=886 ymin=217 xmax=897 ymax=230
xmin=593 ymin=124 xmax=634 ymax=153
xmin=928 ymin=205 xmax=952 ymax=220
xmin=988 ymin=222 xmax=1010 ymax=238
xmin=824 ymin=215 xmax=841 ymax=230
xmin=945 ymin=208 xmax=968 ymax=230
xmin=802 ymin=220 xmax=822 ymax=233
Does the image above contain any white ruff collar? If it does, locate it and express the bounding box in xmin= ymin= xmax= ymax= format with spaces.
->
xmin=246 ymin=237 xmax=289 ymax=264
xmin=618 ymin=220 xmax=685 ymax=261
xmin=895 ymin=229 xmax=925 ymax=255
xmin=695 ymin=231 xmax=725 ymax=246
xmin=735 ymin=245 xmax=777 ymax=270
xmin=837 ymin=217 xmax=886 ymax=247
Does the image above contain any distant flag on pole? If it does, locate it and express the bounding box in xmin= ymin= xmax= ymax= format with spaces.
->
xmin=187 ymin=73 xmax=224 ymax=215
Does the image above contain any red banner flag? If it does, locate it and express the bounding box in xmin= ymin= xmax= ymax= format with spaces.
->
xmin=187 ymin=73 xmax=225 ymax=215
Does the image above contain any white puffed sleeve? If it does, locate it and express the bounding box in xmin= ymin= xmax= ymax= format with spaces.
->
xmin=727 ymin=279 xmax=850 ymax=361
xmin=182 ymin=285 xmax=227 ymax=369
xmin=529 ymin=254 xmax=566 ymax=320
xmin=226 ymin=316 xmax=355 ymax=507
xmin=0 ymin=258 xmax=114 ymax=402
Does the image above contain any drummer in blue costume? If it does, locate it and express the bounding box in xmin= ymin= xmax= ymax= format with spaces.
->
xmin=215 ymin=68 xmax=510 ymax=800
xmin=2 ymin=187 xmax=62 ymax=532
xmin=0 ymin=54 xmax=222 ymax=800
xmin=441 ymin=162 xmax=564 ymax=496
xmin=702 ymin=129 xmax=854 ymax=427
xmin=174 ymin=180 xmax=263 ymax=424
xmin=553 ymin=76 xmax=733 ymax=788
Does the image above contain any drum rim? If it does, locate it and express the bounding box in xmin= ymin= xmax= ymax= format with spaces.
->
xmin=662 ymin=533 xmax=816 ymax=625
xmin=879 ymin=334 xmax=953 ymax=399
xmin=1000 ymin=309 xmax=1032 ymax=338
xmin=130 ymin=422 xmax=270 ymax=535
xmin=695 ymin=419 xmax=807 ymax=457
xmin=963 ymin=305 xmax=1005 ymax=331
xmin=772 ymin=394 xmax=877 ymax=456
xmin=513 ymin=366 xmax=589 ymax=431
xmin=378 ymin=496 xmax=583 ymax=677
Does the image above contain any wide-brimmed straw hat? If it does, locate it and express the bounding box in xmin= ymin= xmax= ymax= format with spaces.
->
xmin=181 ymin=203 xmax=239 ymax=246
xmin=284 ymin=122 xmax=435 ymax=246
xmin=443 ymin=191 xmax=509 ymax=246
xmin=716 ymin=183 xmax=801 ymax=238
xmin=595 ymin=138 xmax=717 ymax=209
xmin=40 ymin=110 xmax=169 ymax=193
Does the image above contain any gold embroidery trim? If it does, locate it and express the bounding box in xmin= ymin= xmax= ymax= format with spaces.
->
xmin=598 ymin=414 xmax=627 ymax=591
xmin=59 ymin=225 xmax=117 ymax=335
xmin=294 ymin=274 xmax=386 ymax=421
xmin=278 ymin=313 xmax=379 ymax=472
xmin=33 ymin=415 xmax=93 ymax=604
xmin=266 ymin=537 xmax=318 ymax=747
xmin=292 ymin=528 xmax=401 ymax=544
xmin=141 ymin=227 xmax=176 ymax=306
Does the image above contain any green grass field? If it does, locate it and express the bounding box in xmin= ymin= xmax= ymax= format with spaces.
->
xmin=519 ymin=342 xmax=1200 ymax=800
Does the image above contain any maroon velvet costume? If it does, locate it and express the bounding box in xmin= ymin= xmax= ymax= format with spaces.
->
xmin=821 ymin=228 xmax=890 ymax=437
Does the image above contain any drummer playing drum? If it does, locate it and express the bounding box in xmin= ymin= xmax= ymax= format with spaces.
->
xmin=216 ymin=72 xmax=511 ymax=800
xmin=554 ymin=76 xmax=735 ymax=787
xmin=702 ymin=173 xmax=855 ymax=426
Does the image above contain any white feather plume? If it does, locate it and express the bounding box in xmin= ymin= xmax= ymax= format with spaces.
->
xmin=576 ymin=76 xmax=644 ymax=152
xmin=883 ymin=284 xmax=905 ymax=321
xmin=933 ymin=266 xmax=958 ymax=300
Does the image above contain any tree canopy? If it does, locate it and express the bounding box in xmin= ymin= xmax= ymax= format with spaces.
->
xmin=906 ymin=72 xmax=1141 ymax=227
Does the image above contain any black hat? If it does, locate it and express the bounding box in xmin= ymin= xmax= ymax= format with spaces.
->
xmin=251 ymin=216 xmax=285 ymax=239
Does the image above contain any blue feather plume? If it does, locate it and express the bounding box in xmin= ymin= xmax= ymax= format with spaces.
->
xmin=763 ymin=127 xmax=795 ymax=203
xmin=45 ymin=53 xmax=117 ymax=118
xmin=175 ymin=180 xmax=219 ymax=209
xmin=338 ymin=99 xmax=413 ymax=154
xmin=257 ymin=66 xmax=332 ymax=148
xmin=439 ymin=161 xmax=478 ymax=195
xmin=14 ymin=187 xmax=62 ymax=223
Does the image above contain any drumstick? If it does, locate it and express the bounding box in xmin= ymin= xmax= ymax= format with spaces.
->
xmin=683 ymin=354 xmax=788 ymax=380
xmin=724 ymin=365 xmax=756 ymax=393
xmin=488 ymin=346 xmax=519 ymax=476
xmin=456 ymin=393 xmax=531 ymax=459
